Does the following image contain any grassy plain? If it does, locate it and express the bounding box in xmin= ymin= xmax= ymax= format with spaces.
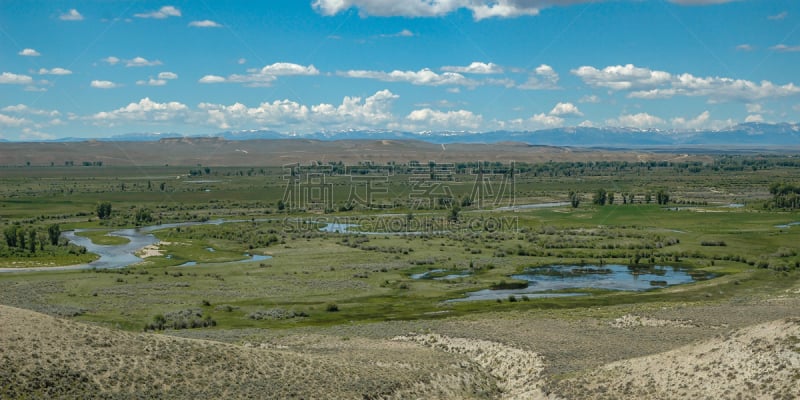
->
xmin=1 ymin=142 xmax=799 ymax=398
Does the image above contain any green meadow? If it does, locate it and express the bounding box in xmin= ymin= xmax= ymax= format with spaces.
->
xmin=1 ymin=156 xmax=798 ymax=332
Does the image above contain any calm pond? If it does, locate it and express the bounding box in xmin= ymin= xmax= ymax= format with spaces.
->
xmin=447 ymin=264 xmax=711 ymax=302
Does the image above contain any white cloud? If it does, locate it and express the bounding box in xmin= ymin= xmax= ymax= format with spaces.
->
xmin=126 ymin=57 xmax=162 ymax=67
xmin=199 ymin=90 xmax=399 ymax=131
xmin=441 ymin=62 xmax=503 ymax=74
xmin=340 ymin=68 xmax=476 ymax=87
xmin=549 ymin=102 xmax=583 ymax=117
xmin=91 ymin=98 xmax=189 ymax=126
xmin=606 ymin=112 xmax=665 ymax=128
xmin=0 ymin=113 xmax=28 ymax=127
xmin=518 ymin=64 xmax=559 ymax=90
xmin=90 ymin=80 xmax=118 ymax=89
xmin=199 ymin=75 xmax=227 ymax=84
xmin=158 ymin=71 xmax=178 ymax=80
xmin=311 ymin=89 xmax=399 ymax=127
xmin=579 ymin=94 xmax=600 ymax=103
xmin=572 ymin=64 xmax=672 ymax=90
xmin=793 ymin=104 xmax=800 ymax=112
xmin=768 ymin=11 xmax=788 ymax=20
xmin=201 ymin=100 xmax=310 ymax=130
xmin=59 ymin=9 xmax=84 ymax=21
xmin=671 ymin=110 xmax=711 ymax=130
xmin=312 ymin=0 xmax=587 ymax=21
xmin=237 ymin=58 xmax=247 ymax=65
xmin=136 ymin=78 xmax=167 ymax=86
xmin=736 ymin=44 xmax=754 ymax=52
xmin=745 ymin=114 xmax=764 ymax=123
xmin=405 ymin=109 xmax=482 ymax=130
xmin=574 ymin=64 xmax=800 ymax=102
xmin=770 ymin=44 xmax=800 ymax=53
xmin=102 ymin=56 xmax=120 ymax=65
xmin=134 ymin=6 xmax=181 ymax=19
xmin=380 ymin=29 xmax=415 ymax=38
xmin=531 ymin=113 xmax=564 ymax=127
xmin=19 ymin=48 xmax=41 ymax=57
xmin=189 ymin=20 xmax=222 ymax=28
xmin=38 ymin=67 xmax=73 ymax=75
xmin=202 ymin=63 xmax=320 ymax=86
xmin=0 ymin=72 xmax=34 ymax=85
xmin=1 ymin=104 xmax=60 ymax=117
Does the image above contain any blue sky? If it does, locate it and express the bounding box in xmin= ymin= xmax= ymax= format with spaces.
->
xmin=1 ymin=0 xmax=799 ymax=140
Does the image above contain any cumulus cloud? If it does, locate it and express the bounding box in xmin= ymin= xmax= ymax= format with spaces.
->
xmin=126 ymin=57 xmax=162 ymax=67
xmin=405 ymin=108 xmax=483 ymax=130
xmin=199 ymin=89 xmax=399 ymax=131
xmin=518 ymin=64 xmax=559 ymax=90
xmin=736 ymin=44 xmax=754 ymax=52
xmin=18 ymin=48 xmax=40 ymax=57
xmin=158 ymin=71 xmax=178 ymax=80
xmin=671 ymin=110 xmax=711 ymax=129
xmin=339 ymin=68 xmax=476 ymax=87
xmin=0 ymin=113 xmax=28 ymax=127
xmin=199 ymin=75 xmax=226 ymax=84
xmin=90 ymin=80 xmax=118 ymax=89
xmin=59 ymin=9 xmax=84 ymax=21
xmin=313 ymin=0 xmax=737 ymax=20
xmin=134 ymin=6 xmax=181 ymax=19
xmin=90 ymin=98 xmax=189 ymax=126
xmin=200 ymin=62 xmax=320 ymax=86
xmin=189 ymin=20 xmax=222 ymax=28
xmin=574 ymin=64 xmax=800 ymax=102
xmin=531 ymin=113 xmax=564 ymax=127
xmin=38 ymin=68 xmax=72 ymax=75
xmin=102 ymin=56 xmax=120 ymax=65
xmin=0 ymin=72 xmax=34 ymax=85
xmin=572 ymin=64 xmax=671 ymax=90
xmin=313 ymin=0 xmax=597 ymax=20
xmin=1 ymin=104 xmax=60 ymax=117
xmin=200 ymin=100 xmax=310 ymax=130
xmin=606 ymin=112 xmax=665 ymax=128
xmin=441 ymin=62 xmax=503 ymax=74
xmin=745 ymin=114 xmax=764 ymax=123
xmin=136 ymin=78 xmax=167 ymax=86
xmin=549 ymin=102 xmax=583 ymax=117
xmin=311 ymin=89 xmax=399 ymax=126
xmin=770 ymin=44 xmax=800 ymax=53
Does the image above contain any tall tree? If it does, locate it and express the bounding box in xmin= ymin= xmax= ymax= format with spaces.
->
xmin=592 ymin=189 xmax=607 ymax=206
xmin=47 ymin=224 xmax=61 ymax=246
xmin=4 ymin=225 xmax=18 ymax=247
xmin=96 ymin=202 xmax=112 ymax=219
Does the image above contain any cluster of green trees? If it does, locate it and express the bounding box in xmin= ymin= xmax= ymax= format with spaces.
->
xmin=2 ymin=223 xmax=61 ymax=253
xmin=589 ymin=189 xmax=669 ymax=206
xmin=96 ymin=202 xmax=113 ymax=219
xmin=767 ymin=182 xmax=800 ymax=209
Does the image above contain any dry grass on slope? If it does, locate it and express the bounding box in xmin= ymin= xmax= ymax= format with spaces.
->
xmin=554 ymin=318 xmax=800 ymax=399
xmin=0 ymin=305 xmax=498 ymax=399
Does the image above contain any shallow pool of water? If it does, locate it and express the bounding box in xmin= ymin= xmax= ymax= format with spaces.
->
xmin=411 ymin=269 xmax=472 ymax=280
xmin=448 ymin=264 xmax=709 ymax=302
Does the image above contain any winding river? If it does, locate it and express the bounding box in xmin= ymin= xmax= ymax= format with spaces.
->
xmin=0 ymin=219 xmax=265 ymax=273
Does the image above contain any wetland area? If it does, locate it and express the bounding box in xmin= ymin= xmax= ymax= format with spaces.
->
xmin=1 ymin=146 xmax=799 ymax=399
